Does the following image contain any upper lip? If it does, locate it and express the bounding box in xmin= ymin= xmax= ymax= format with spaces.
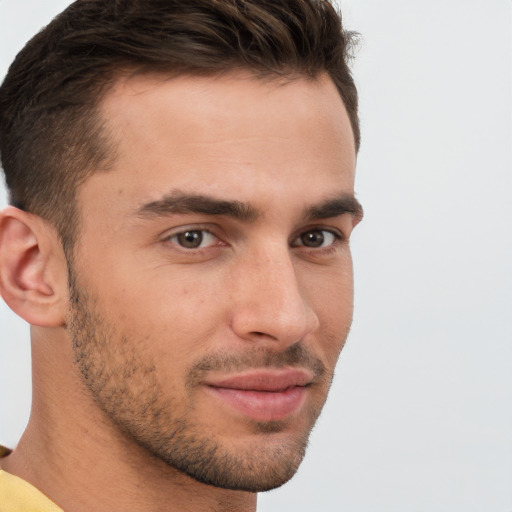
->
xmin=205 ymin=368 xmax=313 ymax=392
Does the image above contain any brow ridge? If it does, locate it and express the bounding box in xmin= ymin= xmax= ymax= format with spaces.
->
xmin=304 ymin=195 xmax=363 ymax=222
xmin=137 ymin=191 xmax=363 ymax=223
xmin=137 ymin=192 xmax=259 ymax=222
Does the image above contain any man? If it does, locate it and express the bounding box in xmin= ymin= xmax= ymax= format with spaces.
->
xmin=0 ymin=0 xmax=362 ymax=510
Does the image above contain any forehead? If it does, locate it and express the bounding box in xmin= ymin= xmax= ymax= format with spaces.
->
xmin=81 ymin=71 xmax=356 ymax=218
xmin=101 ymin=70 xmax=355 ymax=155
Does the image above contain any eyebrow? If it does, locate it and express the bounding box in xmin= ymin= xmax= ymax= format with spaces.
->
xmin=137 ymin=192 xmax=259 ymax=222
xmin=304 ymin=195 xmax=364 ymax=223
xmin=136 ymin=191 xmax=363 ymax=223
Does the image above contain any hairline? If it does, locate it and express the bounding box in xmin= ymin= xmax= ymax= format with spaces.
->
xmin=62 ymin=65 xmax=357 ymax=258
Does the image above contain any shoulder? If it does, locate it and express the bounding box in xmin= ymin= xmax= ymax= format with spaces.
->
xmin=0 ymin=457 xmax=63 ymax=512
xmin=0 ymin=445 xmax=12 ymax=458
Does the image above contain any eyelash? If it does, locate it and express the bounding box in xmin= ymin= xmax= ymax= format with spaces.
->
xmin=163 ymin=225 xmax=344 ymax=254
xmin=164 ymin=227 xmax=223 ymax=251
xmin=291 ymin=228 xmax=343 ymax=251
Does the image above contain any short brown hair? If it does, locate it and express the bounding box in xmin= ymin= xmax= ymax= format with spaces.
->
xmin=0 ymin=0 xmax=359 ymax=250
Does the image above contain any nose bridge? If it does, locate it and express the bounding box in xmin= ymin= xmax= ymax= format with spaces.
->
xmin=230 ymin=243 xmax=319 ymax=345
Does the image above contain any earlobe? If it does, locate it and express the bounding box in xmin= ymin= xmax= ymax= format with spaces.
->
xmin=0 ymin=206 xmax=68 ymax=327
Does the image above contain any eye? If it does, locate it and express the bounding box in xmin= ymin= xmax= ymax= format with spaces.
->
xmin=292 ymin=229 xmax=340 ymax=249
xmin=167 ymin=229 xmax=219 ymax=249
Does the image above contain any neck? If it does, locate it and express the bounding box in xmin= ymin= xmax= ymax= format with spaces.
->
xmin=1 ymin=328 xmax=257 ymax=512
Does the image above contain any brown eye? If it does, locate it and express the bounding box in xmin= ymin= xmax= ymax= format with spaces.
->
xmin=300 ymin=230 xmax=325 ymax=248
xmin=177 ymin=230 xmax=203 ymax=248
xmin=293 ymin=229 xmax=339 ymax=249
xmin=168 ymin=229 xmax=218 ymax=249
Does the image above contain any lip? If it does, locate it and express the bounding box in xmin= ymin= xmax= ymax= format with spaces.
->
xmin=204 ymin=368 xmax=312 ymax=422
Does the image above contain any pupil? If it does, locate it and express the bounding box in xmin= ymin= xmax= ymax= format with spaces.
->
xmin=302 ymin=230 xmax=324 ymax=247
xmin=178 ymin=231 xmax=202 ymax=248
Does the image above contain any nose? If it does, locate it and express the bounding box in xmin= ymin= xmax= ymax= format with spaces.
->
xmin=229 ymin=245 xmax=320 ymax=348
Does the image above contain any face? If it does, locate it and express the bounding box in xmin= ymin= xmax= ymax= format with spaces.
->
xmin=67 ymin=72 xmax=361 ymax=491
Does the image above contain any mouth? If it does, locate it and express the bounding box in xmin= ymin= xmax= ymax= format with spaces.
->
xmin=204 ymin=368 xmax=312 ymax=422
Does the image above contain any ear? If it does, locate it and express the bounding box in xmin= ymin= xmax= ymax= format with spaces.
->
xmin=0 ymin=206 xmax=69 ymax=327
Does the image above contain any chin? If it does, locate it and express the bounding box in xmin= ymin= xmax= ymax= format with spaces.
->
xmin=177 ymin=438 xmax=308 ymax=492
xmin=136 ymin=419 xmax=312 ymax=493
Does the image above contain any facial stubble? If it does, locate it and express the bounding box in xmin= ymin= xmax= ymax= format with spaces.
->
xmin=67 ymin=271 xmax=340 ymax=492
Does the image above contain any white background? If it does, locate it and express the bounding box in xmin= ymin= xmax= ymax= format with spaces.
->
xmin=1 ymin=1 xmax=511 ymax=511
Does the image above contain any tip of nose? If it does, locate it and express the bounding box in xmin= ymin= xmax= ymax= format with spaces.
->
xmin=236 ymin=307 xmax=319 ymax=347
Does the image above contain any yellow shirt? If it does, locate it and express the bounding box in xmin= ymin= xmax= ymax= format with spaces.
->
xmin=0 ymin=448 xmax=62 ymax=512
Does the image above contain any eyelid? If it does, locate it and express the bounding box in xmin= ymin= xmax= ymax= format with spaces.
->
xmin=290 ymin=226 xmax=344 ymax=249
xmin=161 ymin=224 xmax=226 ymax=250
xmin=161 ymin=223 xmax=219 ymax=239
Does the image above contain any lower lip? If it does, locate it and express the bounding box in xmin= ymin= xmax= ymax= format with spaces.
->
xmin=206 ymin=386 xmax=307 ymax=422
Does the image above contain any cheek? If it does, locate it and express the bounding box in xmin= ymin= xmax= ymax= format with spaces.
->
xmin=86 ymin=245 xmax=223 ymax=322
xmin=304 ymin=259 xmax=354 ymax=361
xmin=101 ymin=268 xmax=228 ymax=370
xmin=307 ymin=251 xmax=353 ymax=307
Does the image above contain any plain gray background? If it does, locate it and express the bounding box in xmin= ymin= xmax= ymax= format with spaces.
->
xmin=1 ymin=1 xmax=511 ymax=511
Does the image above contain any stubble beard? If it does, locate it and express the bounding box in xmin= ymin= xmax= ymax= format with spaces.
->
xmin=66 ymin=274 xmax=336 ymax=492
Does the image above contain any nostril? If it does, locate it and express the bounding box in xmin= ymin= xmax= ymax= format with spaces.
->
xmin=250 ymin=331 xmax=277 ymax=340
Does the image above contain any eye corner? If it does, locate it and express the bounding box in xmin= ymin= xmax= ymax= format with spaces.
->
xmin=291 ymin=227 xmax=344 ymax=250
xmin=162 ymin=226 xmax=226 ymax=251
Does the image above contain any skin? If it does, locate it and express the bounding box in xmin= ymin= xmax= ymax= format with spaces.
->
xmin=0 ymin=72 xmax=361 ymax=512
